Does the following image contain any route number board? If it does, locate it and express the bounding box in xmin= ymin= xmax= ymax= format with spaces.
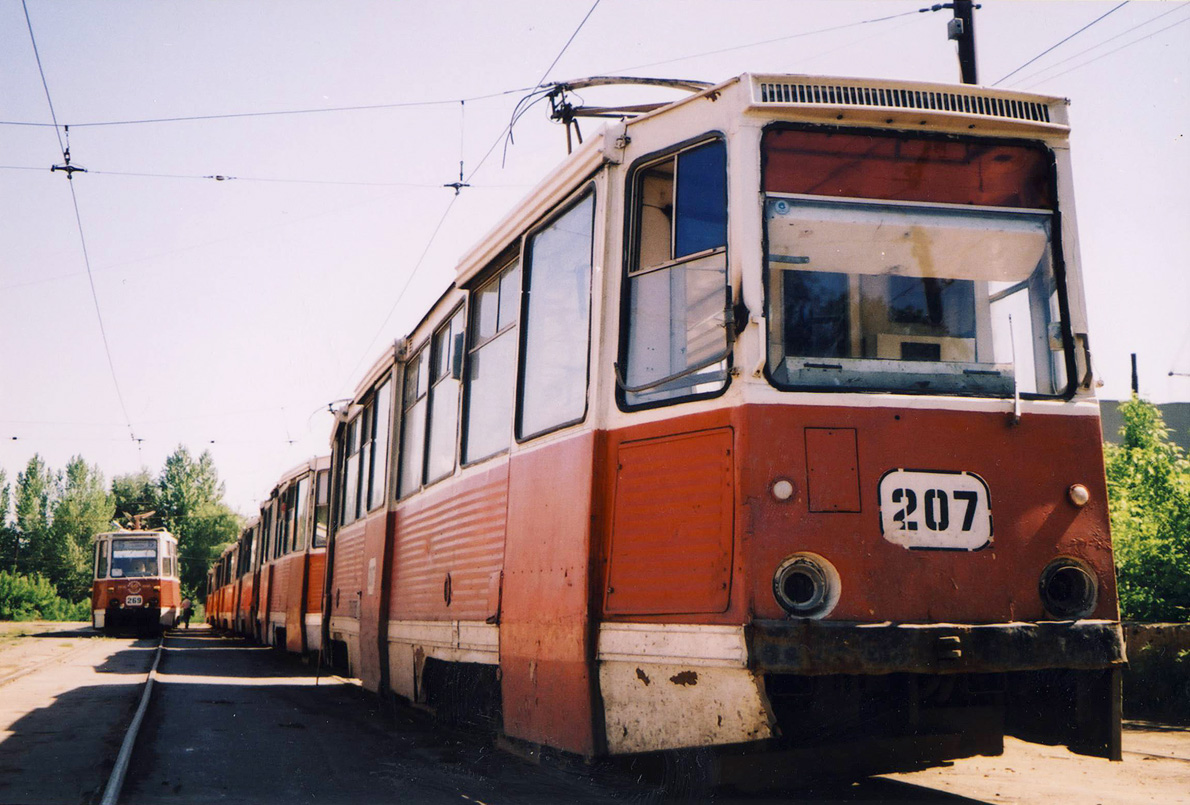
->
xmin=878 ymin=469 xmax=992 ymax=551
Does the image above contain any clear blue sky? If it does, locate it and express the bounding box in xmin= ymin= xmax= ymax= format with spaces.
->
xmin=2 ymin=1 xmax=1187 ymax=513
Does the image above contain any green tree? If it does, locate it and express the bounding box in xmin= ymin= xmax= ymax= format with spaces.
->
xmin=157 ymin=446 xmax=241 ymax=599
xmin=50 ymin=457 xmax=115 ymax=601
xmin=14 ymin=455 xmax=55 ymax=579
xmin=111 ymin=469 xmax=161 ymax=529
xmin=1105 ymin=397 xmax=1190 ymax=621
xmin=0 ymin=469 xmax=18 ymax=572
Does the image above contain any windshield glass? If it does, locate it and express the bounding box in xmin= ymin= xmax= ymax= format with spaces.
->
xmin=762 ymin=127 xmax=1069 ymax=397
xmin=111 ymin=537 xmax=158 ymax=578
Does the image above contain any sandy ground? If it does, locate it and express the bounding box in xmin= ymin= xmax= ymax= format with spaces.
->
xmin=884 ymin=723 xmax=1190 ymax=805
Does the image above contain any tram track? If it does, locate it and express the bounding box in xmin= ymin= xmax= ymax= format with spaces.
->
xmin=0 ymin=636 xmax=97 ymax=689
xmin=99 ymin=634 xmax=164 ymax=805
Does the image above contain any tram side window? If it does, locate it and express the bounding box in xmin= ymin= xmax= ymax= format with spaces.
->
xmin=294 ymin=476 xmax=310 ymax=552
xmin=273 ymin=499 xmax=285 ymax=559
xmin=425 ymin=310 xmax=464 ymax=483
xmin=367 ymin=379 xmax=392 ymax=511
xmin=464 ymin=259 xmax=520 ymax=464
xmin=95 ymin=540 xmax=108 ymax=579
xmin=278 ymin=490 xmax=292 ymax=556
xmin=518 ymin=192 xmax=595 ymax=439
xmin=398 ymin=351 xmax=429 ymax=498
xmin=622 ymin=139 xmax=730 ymax=407
xmin=162 ymin=543 xmax=172 ymax=578
xmin=340 ymin=416 xmax=362 ymax=525
xmin=313 ymin=470 xmax=330 ymax=548
xmin=259 ymin=509 xmax=271 ymax=566
xmin=241 ymin=530 xmax=253 ymax=576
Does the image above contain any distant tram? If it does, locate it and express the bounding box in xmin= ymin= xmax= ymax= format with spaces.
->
xmin=206 ymin=457 xmax=331 ymax=654
xmin=216 ymin=72 xmax=1126 ymax=783
xmin=92 ymin=529 xmax=181 ymax=634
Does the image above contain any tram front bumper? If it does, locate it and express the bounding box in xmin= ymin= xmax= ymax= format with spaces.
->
xmin=749 ymin=618 xmax=1126 ymax=675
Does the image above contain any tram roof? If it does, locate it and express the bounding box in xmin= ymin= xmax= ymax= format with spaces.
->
xmin=93 ymin=529 xmax=176 ymax=543
xmin=453 ymin=72 xmax=1069 ymax=287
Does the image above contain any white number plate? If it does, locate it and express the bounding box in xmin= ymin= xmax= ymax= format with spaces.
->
xmin=125 ymin=595 xmax=143 ymax=606
xmin=878 ymin=469 xmax=992 ymax=551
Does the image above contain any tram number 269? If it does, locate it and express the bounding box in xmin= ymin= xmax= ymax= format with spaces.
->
xmin=878 ymin=469 xmax=992 ymax=551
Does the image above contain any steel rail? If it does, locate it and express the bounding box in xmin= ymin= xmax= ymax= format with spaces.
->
xmin=100 ymin=636 xmax=164 ymax=805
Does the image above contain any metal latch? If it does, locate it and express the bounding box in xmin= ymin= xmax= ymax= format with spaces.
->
xmin=937 ymin=635 xmax=962 ymax=661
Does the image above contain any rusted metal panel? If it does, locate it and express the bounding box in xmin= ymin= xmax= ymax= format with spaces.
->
xmin=599 ymin=660 xmax=774 ymax=754
xmin=739 ymin=404 xmax=1118 ymax=624
xmin=305 ymin=552 xmax=325 ymax=613
xmin=390 ymin=463 xmax=509 ymax=622
xmin=605 ymin=428 xmax=735 ymax=615
xmin=501 ymin=432 xmax=598 ymax=756
xmin=357 ymin=510 xmax=392 ymax=693
xmin=283 ymin=553 xmax=306 ymax=653
xmin=750 ymin=619 xmax=1125 ymax=675
xmin=805 ymin=427 xmax=861 ymax=513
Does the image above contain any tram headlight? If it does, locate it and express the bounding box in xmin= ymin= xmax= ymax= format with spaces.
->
xmin=773 ymin=553 xmax=840 ymax=619
xmin=1039 ymin=558 xmax=1097 ymax=619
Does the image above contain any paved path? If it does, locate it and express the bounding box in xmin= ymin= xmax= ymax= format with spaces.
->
xmin=0 ymin=626 xmax=155 ymax=805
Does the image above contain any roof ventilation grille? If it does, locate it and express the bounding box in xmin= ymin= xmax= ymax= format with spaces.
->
xmin=756 ymin=80 xmax=1051 ymax=124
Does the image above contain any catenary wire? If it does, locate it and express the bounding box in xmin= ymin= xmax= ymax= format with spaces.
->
xmin=21 ymin=0 xmax=137 ymax=445
xmin=1006 ymin=2 xmax=1189 ymax=88
xmin=338 ymin=1 xmax=604 ymax=390
xmin=605 ymin=8 xmax=922 ymax=73
xmin=20 ymin=0 xmax=63 ymax=153
xmin=992 ymin=1 xmax=1131 ymax=87
xmin=0 ymin=86 xmax=534 ymax=130
xmin=1017 ymin=10 xmax=1190 ymax=91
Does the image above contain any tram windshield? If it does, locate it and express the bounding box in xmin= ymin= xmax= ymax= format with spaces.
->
xmin=762 ymin=127 xmax=1070 ymax=397
xmin=110 ymin=538 xmax=159 ymax=578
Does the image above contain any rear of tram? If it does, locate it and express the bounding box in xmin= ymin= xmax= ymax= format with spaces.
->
xmin=602 ymin=76 xmax=1123 ymax=774
xmin=92 ymin=530 xmax=181 ymax=634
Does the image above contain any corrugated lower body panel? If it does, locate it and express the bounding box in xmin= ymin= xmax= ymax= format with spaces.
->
xmin=605 ymin=427 xmax=735 ymax=615
xmin=390 ymin=463 xmax=508 ymax=621
xmin=329 ymin=526 xmax=365 ymax=619
xmin=306 ymin=552 xmax=326 ymax=613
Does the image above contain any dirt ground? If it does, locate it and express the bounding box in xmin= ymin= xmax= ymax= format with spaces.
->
xmin=884 ymin=722 xmax=1190 ymax=805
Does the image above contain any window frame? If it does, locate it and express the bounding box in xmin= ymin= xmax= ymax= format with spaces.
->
xmin=616 ymin=133 xmax=734 ymax=412
xmin=95 ymin=539 xmax=108 ymax=579
xmin=515 ymin=185 xmax=598 ymax=443
xmin=425 ymin=307 xmax=466 ymax=486
xmin=462 ymin=254 xmax=521 ymax=466
xmin=758 ymin=122 xmax=1077 ymax=402
xmin=397 ymin=344 xmax=430 ymax=500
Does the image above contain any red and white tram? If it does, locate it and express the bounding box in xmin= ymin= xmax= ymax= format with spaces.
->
xmin=207 ymin=458 xmax=331 ymax=655
xmin=313 ymin=71 xmax=1124 ymax=779
xmin=93 ymin=528 xmax=181 ymax=634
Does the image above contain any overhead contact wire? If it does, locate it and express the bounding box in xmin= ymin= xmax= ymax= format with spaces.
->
xmin=22 ymin=0 xmax=137 ymax=443
xmin=992 ymin=1 xmax=1131 ymax=87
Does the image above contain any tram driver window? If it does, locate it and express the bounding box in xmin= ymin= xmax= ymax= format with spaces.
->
xmin=762 ymin=128 xmax=1068 ymax=397
xmin=620 ymin=138 xmax=730 ymax=407
xmin=110 ymin=538 xmax=158 ymax=578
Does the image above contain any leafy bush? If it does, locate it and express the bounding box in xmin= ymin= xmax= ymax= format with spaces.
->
xmin=1106 ymin=397 xmax=1190 ymax=622
xmin=0 ymin=571 xmax=90 ymax=621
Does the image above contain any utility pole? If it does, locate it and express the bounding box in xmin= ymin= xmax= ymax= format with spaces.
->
xmin=951 ymin=0 xmax=979 ymax=85
xmin=925 ymin=2 xmax=980 ymax=85
xmin=1131 ymin=353 xmax=1139 ymax=395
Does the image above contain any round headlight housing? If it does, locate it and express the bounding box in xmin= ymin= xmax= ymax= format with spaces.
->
xmin=1039 ymin=558 xmax=1097 ymax=619
xmin=773 ymin=553 xmax=840 ymax=619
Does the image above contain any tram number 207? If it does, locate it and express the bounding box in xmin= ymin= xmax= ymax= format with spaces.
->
xmin=878 ymin=470 xmax=992 ymax=551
